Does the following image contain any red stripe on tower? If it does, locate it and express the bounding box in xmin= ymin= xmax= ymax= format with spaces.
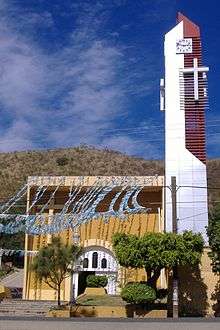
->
xmin=178 ymin=13 xmax=208 ymax=163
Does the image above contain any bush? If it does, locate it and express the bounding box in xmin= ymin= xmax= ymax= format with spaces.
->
xmin=156 ymin=288 xmax=168 ymax=299
xmin=86 ymin=275 xmax=108 ymax=288
xmin=56 ymin=156 xmax=69 ymax=166
xmin=0 ymin=269 xmax=8 ymax=278
xmin=121 ymin=282 xmax=156 ymax=304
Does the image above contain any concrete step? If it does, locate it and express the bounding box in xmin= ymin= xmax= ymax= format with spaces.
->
xmin=0 ymin=299 xmax=63 ymax=316
xmin=0 ymin=300 xmax=59 ymax=305
xmin=1 ymin=299 xmax=56 ymax=304
xmin=0 ymin=306 xmax=54 ymax=310
xmin=1 ymin=302 xmax=57 ymax=306
xmin=0 ymin=305 xmax=56 ymax=309
xmin=0 ymin=309 xmax=45 ymax=313
xmin=0 ymin=306 xmax=60 ymax=310
xmin=0 ymin=312 xmax=45 ymax=317
xmin=0 ymin=304 xmax=51 ymax=307
xmin=0 ymin=269 xmax=24 ymax=288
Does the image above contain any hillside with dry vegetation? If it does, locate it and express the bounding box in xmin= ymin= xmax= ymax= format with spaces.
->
xmin=0 ymin=145 xmax=219 ymax=203
xmin=0 ymin=146 xmax=219 ymax=250
xmin=0 ymin=146 xmax=163 ymax=200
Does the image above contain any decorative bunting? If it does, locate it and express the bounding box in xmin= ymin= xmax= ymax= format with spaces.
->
xmin=0 ymin=176 xmax=156 ymax=235
xmin=0 ymin=248 xmax=38 ymax=256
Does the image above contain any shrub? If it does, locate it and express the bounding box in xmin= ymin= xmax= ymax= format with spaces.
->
xmin=121 ymin=282 xmax=156 ymax=304
xmin=0 ymin=269 xmax=8 ymax=279
xmin=86 ymin=275 xmax=108 ymax=288
xmin=56 ymin=156 xmax=69 ymax=166
xmin=156 ymin=288 xmax=168 ymax=299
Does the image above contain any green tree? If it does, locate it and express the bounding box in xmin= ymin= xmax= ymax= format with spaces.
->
xmin=112 ymin=231 xmax=204 ymax=289
xmin=207 ymin=204 xmax=220 ymax=274
xmin=121 ymin=282 xmax=156 ymax=304
xmin=86 ymin=275 xmax=108 ymax=288
xmin=0 ymin=206 xmax=26 ymax=250
xmin=31 ymin=237 xmax=81 ymax=306
xmin=0 ymin=232 xmax=25 ymax=250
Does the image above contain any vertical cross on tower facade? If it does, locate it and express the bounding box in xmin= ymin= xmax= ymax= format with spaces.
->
xmin=163 ymin=13 xmax=209 ymax=243
xmin=180 ymin=58 xmax=209 ymax=101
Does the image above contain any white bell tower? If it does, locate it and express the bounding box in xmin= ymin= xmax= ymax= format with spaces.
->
xmin=162 ymin=13 xmax=209 ymax=243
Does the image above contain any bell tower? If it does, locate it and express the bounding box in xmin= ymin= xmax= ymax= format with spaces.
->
xmin=161 ymin=13 xmax=209 ymax=242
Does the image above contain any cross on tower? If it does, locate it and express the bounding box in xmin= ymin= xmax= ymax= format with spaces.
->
xmin=180 ymin=58 xmax=209 ymax=101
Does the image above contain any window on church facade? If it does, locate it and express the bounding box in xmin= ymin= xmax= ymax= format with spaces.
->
xmin=101 ymin=258 xmax=107 ymax=269
xmin=92 ymin=252 xmax=98 ymax=268
xmin=83 ymin=257 xmax=89 ymax=268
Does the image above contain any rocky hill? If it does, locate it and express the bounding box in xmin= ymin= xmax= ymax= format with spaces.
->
xmin=0 ymin=145 xmax=163 ymax=200
xmin=0 ymin=145 xmax=219 ymax=203
xmin=0 ymin=146 xmax=219 ymax=250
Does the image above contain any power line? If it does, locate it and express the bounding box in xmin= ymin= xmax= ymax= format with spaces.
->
xmin=178 ymin=211 xmax=208 ymax=221
xmin=0 ymin=119 xmax=220 ymax=139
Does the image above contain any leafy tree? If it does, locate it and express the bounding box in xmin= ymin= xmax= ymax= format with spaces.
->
xmin=0 ymin=206 xmax=26 ymax=250
xmin=86 ymin=275 xmax=108 ymax=288
xmin=0 ymin=232 xmax=25 ymax=250
xmin=121 ymin=282 xmax=156 ymax=304
xmin=112 ymin=231 xmax=204 ymax=289
xmin=31 ymin=237 xmax=81 ymax=306
xmin=207 ymin=204 xmax=220 ymax=274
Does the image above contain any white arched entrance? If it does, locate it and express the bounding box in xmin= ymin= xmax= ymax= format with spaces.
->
xmin=72 ymin=246 xmax=118 ymax=297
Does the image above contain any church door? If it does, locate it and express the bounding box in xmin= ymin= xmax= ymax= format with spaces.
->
xmin=73 ymin=246 xmax=118 ymax=297
xmin=78 ymin=271 xmax=95 ymax=295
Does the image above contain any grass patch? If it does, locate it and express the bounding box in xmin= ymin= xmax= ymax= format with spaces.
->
xmin=77 ymin=295 xmax=127 ymax=306
xmin=0 ymin=269 xmax=8 ymax=279
xmin=77 ymin=293 xmax=167 ymax=307
xmin=0 ymin=268 xmax=14 ymax=279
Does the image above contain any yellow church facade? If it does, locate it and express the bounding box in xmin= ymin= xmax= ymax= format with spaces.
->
xmin=23 ymin=175 xmax=166 ymax=302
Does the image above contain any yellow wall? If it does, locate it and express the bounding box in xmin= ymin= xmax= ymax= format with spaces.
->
xmin=178 ymin=248 xmax=220 ymax=316
xmin=24 ymin=210 xmax=164 ymax=301
xmin=22 ymin=177 xmax=220 ymax=316
xmin=23 ymin=182 xmax=164 ymax=301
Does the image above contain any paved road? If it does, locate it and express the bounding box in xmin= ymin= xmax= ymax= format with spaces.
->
xmin=0 ymin=318 xmax=220 ymax=330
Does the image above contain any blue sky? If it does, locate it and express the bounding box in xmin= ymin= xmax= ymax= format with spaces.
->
xmin=0 ymin=0 xmax=219 ymax=159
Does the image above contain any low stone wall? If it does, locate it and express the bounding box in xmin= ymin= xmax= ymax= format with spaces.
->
xmin=47 ymin=305 xmax=167 ymax=318
xmin=0 ymin=285 xmax=11 ymax=299
xmin=84 ymin=288 xmax=106 ymax=296
xmin=47 ymin=307 xmax=72 ymax=318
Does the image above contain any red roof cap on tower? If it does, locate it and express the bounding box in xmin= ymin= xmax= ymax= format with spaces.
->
xmin=177 ymin=12 xmax=200 ymax=37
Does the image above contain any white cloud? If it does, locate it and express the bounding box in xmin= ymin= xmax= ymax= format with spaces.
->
xmin=0 ymin=0 xmax=163 ymax=158
xmin=0 ymin=3 xmax=51 ymax=151
xmin=47 ymin=40 xmax=126 ymax=146
xmin=0 ymin=40 xmax=47 ymax=114
xmin=20 ymin=11 xmax=54 ymax=28
xmin=101 ymin=134 xmax=162 ymax=158
xmin=0 ymin=119 xmax=34 ymax=151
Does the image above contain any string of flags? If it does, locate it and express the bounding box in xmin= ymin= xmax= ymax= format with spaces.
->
xmin=0 ymin=248 xmax=38 ymax=257
xmin=0 ymin=176 xmax=156 ymax=235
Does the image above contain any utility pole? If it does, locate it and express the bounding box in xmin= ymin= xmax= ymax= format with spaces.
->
xmin=171 ymin=176 xmax=178 ymax=318
xmin=69 ymin=228 xmax=80 ymax=305
xmin=171 ymin=176 xmax=177 ymax=234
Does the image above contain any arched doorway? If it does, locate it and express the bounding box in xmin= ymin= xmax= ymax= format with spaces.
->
xmin=72 ymin=246 xmax=118 ymax=297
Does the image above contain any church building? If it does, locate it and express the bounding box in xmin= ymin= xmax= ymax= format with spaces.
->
xmin=23 ymin=175 xmax=165 ymax=301
xmin=18 ymin=13 xmax=218 ymax=315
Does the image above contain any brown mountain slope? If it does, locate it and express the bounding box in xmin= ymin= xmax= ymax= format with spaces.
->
xmin=0 ymin=145 xmax=219 ymax=203
xmin=0 ymin=146 xmax=163 ymax=200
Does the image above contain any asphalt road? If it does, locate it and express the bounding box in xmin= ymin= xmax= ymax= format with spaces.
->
xmin=0 ymin=318 xmax=220 ymax=330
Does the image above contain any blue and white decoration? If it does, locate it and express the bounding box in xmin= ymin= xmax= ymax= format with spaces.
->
xmin=0 ymin=176 xmax=155 ymax=235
